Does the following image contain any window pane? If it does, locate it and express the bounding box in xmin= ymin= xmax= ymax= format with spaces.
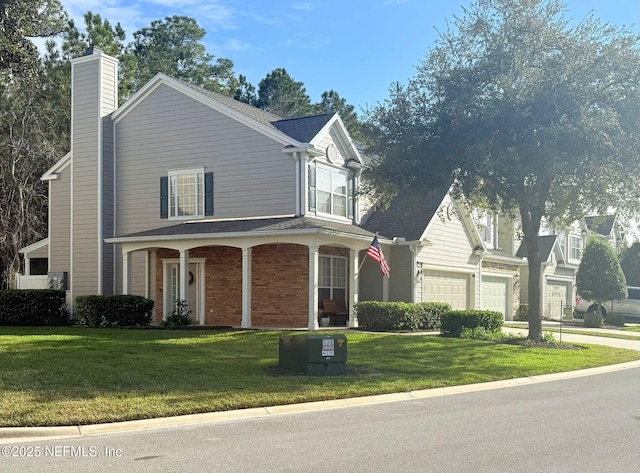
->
xmin=317 ymin=190 xmax=331 ymax=213
xmin=333 ymin=194 xmax=347 ymax=217
xmin=332 ymin=172 xmax=347 ymax=195
xmin=333 ymin=258 xmax=346 ymax=288
xmin=316 ymin=168 xmax=332 ymax=192
xmin=319 ymin=257 xmax=331 ymax=287
xmin=332 ymin=288 xmax=346 ymax=301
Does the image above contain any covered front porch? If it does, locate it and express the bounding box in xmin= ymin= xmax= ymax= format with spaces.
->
xmin=106 ymin=216 xmax=383 ymax=330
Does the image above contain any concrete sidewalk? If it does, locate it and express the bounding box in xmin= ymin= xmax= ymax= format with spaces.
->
xmin=1 ymin=325 xmax=638 ymax=444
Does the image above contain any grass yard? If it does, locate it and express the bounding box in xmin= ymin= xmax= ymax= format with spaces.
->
xmin=0 ymin=327 xmax=637 ymax=427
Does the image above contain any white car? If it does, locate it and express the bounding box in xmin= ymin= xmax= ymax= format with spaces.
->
xmin=575 ymin=286 xmax=640 ymax=322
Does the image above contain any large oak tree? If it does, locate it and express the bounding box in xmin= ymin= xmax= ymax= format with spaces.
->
xmin=364 ymin=0 xmax=640 ymax=340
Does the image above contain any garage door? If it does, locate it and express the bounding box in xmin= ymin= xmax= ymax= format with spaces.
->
xmin=545 ymin=281 xmax=570 ymax=319
xmin=422 ymin=270 xmax=469 ymax=310
xmin=481 ymin=276 xmax=508 ymax=319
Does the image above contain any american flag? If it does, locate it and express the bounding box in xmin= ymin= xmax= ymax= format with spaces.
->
xmin=367 ymin=236 xmax=390 ymax=277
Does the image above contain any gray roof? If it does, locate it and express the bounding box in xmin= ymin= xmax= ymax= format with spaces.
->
xmin=516 ymin=235 xmax=558 ymax=260
xmin=178 ymin=81 xmax=332 ymax=144
xmin=361 ymin=188 xmax=449 ymax=241
xmin=584 ymin=215 xmax=616 ymax=236
xmin=117 ymin=216 xmax=378 ymax=240
xmin=272 ymin=114 xmax=334 ymax=143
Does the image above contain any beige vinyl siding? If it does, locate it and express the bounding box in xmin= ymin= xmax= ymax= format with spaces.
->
xmin=497 ymin=217 xmax=517 ymax=256
xmin=389 ymin=246 xmax=413 ymax=302
xmin=49 ymin=166 xmax=71 ymax=275
xmin=417 ymin=196 xmax=480 ymax=306
xmin=314 ymin=129 xmax=347 ymax=166
xmin=25 ymin=243 xmax=49 ymax=259
xmin=358 ymin=250 xmax=384 ymax=301
xmin=115 ymin=84 xmax=296 ymax=236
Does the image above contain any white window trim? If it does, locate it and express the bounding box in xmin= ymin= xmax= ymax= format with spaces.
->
xmin=568 ymin=234 xmax=583 ymax=262
xmin=311 ymin=164 xmax=351 ymax=221
xmin=167 ymin=167 xmax=205 ymax=220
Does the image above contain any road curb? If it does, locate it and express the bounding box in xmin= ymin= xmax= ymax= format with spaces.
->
xmin=1 ymin=359 xmax=638 ymax=444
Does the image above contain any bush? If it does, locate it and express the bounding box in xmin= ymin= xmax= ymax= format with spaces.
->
xmin=0 ymin=290 xmax=69 ymax=326
xmin=76 ymin=295 xmax=154 ymax=327
xmin=583 ymin=312 xmax=604 ymax=328
xmin=515 ymin=304 xmax=528 ymax=321
xmin=163 ymin=299 xmax=193 ymax=327
xmin=440 ymin=310 xmax=504 ymax=337
xmin=605 ymin=313 xmax=625 ymax=327
xmin=355 ymin=301 xmax=451 ymax=331
xmin=460 ymin=326 xmax=505 ymax=340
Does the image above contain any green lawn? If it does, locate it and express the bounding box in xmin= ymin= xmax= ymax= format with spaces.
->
xmin=0 ymin=327 xmax=637 ymax=427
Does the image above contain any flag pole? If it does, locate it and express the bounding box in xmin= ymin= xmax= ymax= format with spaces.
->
xmin=357 ymin=231 xmax=379 ymax=273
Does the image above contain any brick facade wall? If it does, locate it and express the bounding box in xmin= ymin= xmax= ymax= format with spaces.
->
xmin=251 ymin=243 xmax=309 ymax=327
xmin=153 ymin=243 xmax=351 ymax=328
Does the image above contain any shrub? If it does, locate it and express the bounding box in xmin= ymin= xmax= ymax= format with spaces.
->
xmin=0 ymin=290 xmax=69 ymax=326
xmin=583 ymin=312 xmax=604 ymax=328
xmin=460 ymin=326 xmax=504 ymax=340
xmin=515 ymin=304 xmax=529 ymax=321
xmin=163 ymin=299 xmax=193 ymax=327
xmin=440 ymin=310 xmax=504 ymax=337
xmin=76 ymin=295 xmax=154 ymax=327
xmin=605 ymin=313 xmax=625 ymax=327
xmin=355 ymin=301 xmax=451 ymax=331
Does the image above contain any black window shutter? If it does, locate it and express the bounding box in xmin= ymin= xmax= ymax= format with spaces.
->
xmin=204 ymin=172 xmax=214 ymax=216
xmin=160 ymin=176 xmax=168 ymax=219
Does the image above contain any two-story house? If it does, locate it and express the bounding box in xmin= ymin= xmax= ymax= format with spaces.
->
xmin=19 ymin=47 xmax=390 ymax=330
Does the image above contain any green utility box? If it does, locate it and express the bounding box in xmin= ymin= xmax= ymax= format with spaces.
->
xmin=279 ymin=334 xmax=347 ymax=376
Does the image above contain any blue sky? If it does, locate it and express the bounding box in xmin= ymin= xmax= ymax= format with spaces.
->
xmin=58 ymin=0 xmax=639 ymax=114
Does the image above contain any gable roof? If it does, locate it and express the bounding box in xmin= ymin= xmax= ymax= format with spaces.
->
xmin=272 ymin=114 xmax=334 ymax=143
xmin=584 ymin=214 xmax=616 ymax=237
xmin=516 ymin=235 xmax=558 ymax=261
xmin=361 ymin=188 xmax=449 ymax=241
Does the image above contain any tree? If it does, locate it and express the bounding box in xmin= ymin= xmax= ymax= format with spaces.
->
xmin=315 ymin=89 xmax=362 ymax=139
xmin=364 ymin=0 xmax=640 ymax=340
xmin=620 ymin=241 xmax=640 ymax=287
xmin=127 ymin=15 xmax=237 ymax=97
xmin=233 ymin=74 xmax=257 ymax=105
xmin=576 ymin=238 xmax=627 ymax=317
xmin=257 ymin=68 xmax=314 ymax=118
xmin=0 ymin=0 xmax=66 ymax=75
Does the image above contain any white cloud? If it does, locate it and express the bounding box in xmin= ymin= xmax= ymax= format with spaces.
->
xmin=292 ymin=2 xmax=314 ymax=10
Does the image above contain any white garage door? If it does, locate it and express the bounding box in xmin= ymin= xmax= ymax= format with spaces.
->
xmin=481 ymin=276 xmax=508 ymax=319
xmin=422 ymin=270 xmax=469 ymax=310
xmin=545 ymin=281 xmax=569 ymax=319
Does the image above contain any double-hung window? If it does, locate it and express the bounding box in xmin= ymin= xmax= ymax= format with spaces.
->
xmin=160 ymin=169 xmax=214 ymax=219
xmin=309 ymin=164 xmax=354 ymax=219
xmin=569 ymin=235 xmax=583 ymax=260
xmin=319 ymin=255 xmax=347 ymax=303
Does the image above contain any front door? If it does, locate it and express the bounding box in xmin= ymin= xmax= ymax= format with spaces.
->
xmin=165 ymin=261 xmax=203 ymax=324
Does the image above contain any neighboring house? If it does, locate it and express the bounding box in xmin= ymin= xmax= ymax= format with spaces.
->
xmin=18 ymin=47 xmax=381 ymax=330
xmin=360 ymin=192 xmax=523 ymax=320
xmin=584 ymin=214 xmax=625 ymax=253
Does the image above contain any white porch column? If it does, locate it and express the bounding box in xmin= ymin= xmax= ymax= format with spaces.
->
xmin=179 ymin=249 xmax=189 ymax=302
xmin=122 ymin=251 xmax=131 ymax=295
xmin=349 ymin=248 xmax=359 ymax=328
xmin=24 ymin=257 xmax=31 ymax=276
xmin=308 ymin=244 xmax=319 ymax=330
xmin=241 ymin=247 xmax=252 ymax=328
